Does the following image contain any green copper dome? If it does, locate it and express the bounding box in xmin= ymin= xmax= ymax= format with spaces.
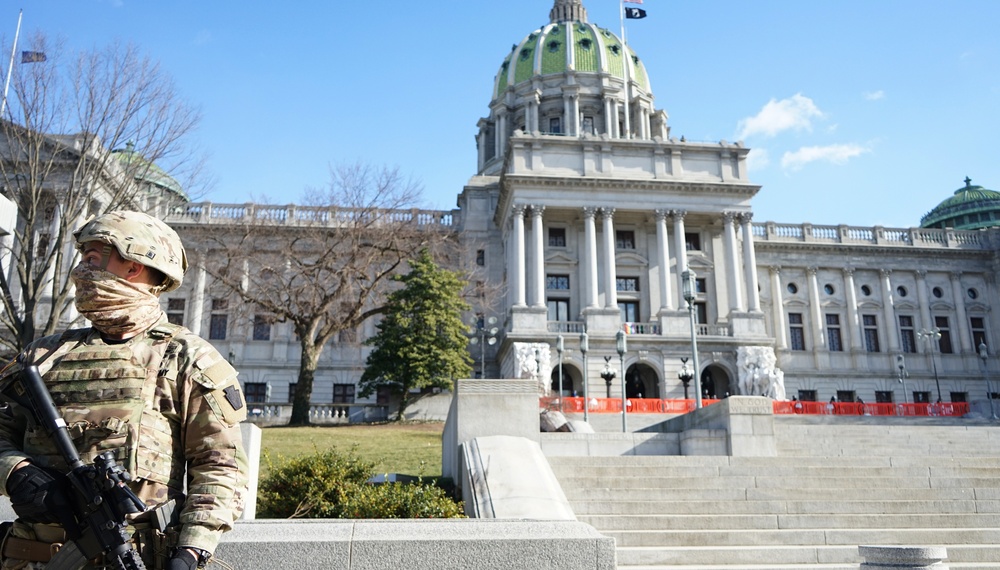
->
xmin=492 ymin=4 xmax=651 ymax=103
xmin=112 ymin=142 xmax=187 ymax=200
xmin=920 ymin=177 xmax=1000 ymax=230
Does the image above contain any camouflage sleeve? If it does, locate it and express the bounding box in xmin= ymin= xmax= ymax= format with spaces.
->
xmin=0 ymin=358 xmax=29 ymax=488
xmin=175 ymin=339 xmax=249 ymax=553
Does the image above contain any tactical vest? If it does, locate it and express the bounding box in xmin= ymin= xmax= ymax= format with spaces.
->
xmin=24 ymin=322 xmax=186 ymax=492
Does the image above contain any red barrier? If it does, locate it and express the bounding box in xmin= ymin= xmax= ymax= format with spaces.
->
xmin=542 ymin=397 xmax=969 ymax=418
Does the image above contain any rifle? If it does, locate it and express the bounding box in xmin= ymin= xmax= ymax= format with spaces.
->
xmin=1 ymin=364 xmax=147 ymax=570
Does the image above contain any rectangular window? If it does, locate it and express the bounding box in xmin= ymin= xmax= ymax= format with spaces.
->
xmin=863 ymin=314 xmax=880 ymax=352
xmin=546 ymin=274 xmax=570 ymax=290
xmin=166 ymin=298 xmax=186 ymax=326
xmin=376 ymin=386 xmax=392 ymax=406
xmin=899 ymin=315 xmax=916 ymax=353
xmin=875 ymin=391 xmax=894 ymax=403
xmin=581 ymin=115 xmax=594 ymax=135
xmin=934 ymin=316 xmax=953 ymax=354
xmin=950 ymin=392 xmax=967 ymax=403
xmin=211 ymin=299 xmax=228 ymax=311
xmin=244 ymin=382 xmax=268 ymax=404
xmin=913 ymin=391 xmax=931 ymax=404
xmin=548 ymin=228 xmax=566 ymax=247
xmin=619 ymin=301 xmax=640 ymax=322
xmin=616 ymin=277 xmax=640 ymax=292
xmin=971 ymin=316 xmax=988 ymax=349
xmin=35 ymin=233 xmax=50 ymax=258
xmin=685 ymin=232 xmax=701 ymax=251
xmin=798 ymin=390 xmax=817 ymax=402
xmin=547 ymin=298 xmax=570 ymax=322
xmin=789 ymin=313 xmax=805 ymax=351
xmin=615 ymin=230 xmax=635 ymax=250
xmin=695 ymin=278 xmax=707 ymax=294
xmin=209 ymin=314 xmax=228 ymax=340
xmin=548 ymin=117 xmax=562 ymax=134
xmin=288 ymin=383 xmax=297 ymax=404
xmin=694 ymin=302 xmax=707 ymax=325
xmin=836 ymin=390 xmax=856 ymax=404
xmin=826 ymin=314 xmax=843 ymax=352
xmin=253 ymin=315 xmax=272 ymax=341
xmin=333 ymin=384 xmax=356 ymax=404
xmin=476 ymin=249 xmax=485 ymax=266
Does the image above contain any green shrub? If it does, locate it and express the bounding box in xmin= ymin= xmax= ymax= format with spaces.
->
xmin=257 ymin=446 xmax=464 ymax=519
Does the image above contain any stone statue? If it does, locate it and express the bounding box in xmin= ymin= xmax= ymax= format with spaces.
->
xmin=736 ymin=346 xmax=786 ymax=400
xmin=513 ymin=342 xmax=552 ymax=395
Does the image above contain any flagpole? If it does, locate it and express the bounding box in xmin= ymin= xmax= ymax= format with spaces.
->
xmin=618 ymin=0 xmax=632 ymax=140
xmin=1 ymin=9 xmax=22 ymax=118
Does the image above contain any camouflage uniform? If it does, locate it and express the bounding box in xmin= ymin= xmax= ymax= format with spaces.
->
xmin=0 ymin=211 xmax=248 ymax=568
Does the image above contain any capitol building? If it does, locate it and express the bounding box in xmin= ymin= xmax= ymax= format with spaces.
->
xmin=6 ymin=0 xmax=1000 ymax=416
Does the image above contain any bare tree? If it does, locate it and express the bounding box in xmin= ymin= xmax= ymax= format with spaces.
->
xmin=0 ymin=33 xmax=201 ymax=354
xmin=185 ymin=163 xmax=453 ymax=426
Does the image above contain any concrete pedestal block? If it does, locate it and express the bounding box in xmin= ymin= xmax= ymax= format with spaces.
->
xmin=859 ymin=545 xmax=949 ymax=569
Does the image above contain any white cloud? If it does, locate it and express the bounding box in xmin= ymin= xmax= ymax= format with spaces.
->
xmin=736 ymin=94 xmax=823 ymax=140
xmin=781 ymin=144 xmax=869 ymax=171
xmin=864 ymin=90 xmax=885 ymax=101
xmin=746 ymin=148 xmax=770 ymax=171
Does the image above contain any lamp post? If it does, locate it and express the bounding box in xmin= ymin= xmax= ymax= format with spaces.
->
xmin=681 ymin=269 xmax=703 ymax=409
xmin=917 ymin=328 xmax=942 ymax=402
xmin=896 ymin=354 xmax=908 ymax=405
xmin=979 ymin=342 xmax=996 ymax=420
xmin=617 ymin=329 xmax=627 ymax=433
xmin=600 ymin=357 xmax=616 ymax=399
xmin=580 ymin=332 xmax=590 ymax=422
xmin=677 ymin=357 xmax=693 ymax=400
xmin=556 ymin=334 xmax=564 ymax=411
xmin=468 ymin=316 xmax=498 ymax=378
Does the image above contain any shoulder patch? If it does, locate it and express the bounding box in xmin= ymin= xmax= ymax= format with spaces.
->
xmin=223 ymin=385 xmax=244 ymax=411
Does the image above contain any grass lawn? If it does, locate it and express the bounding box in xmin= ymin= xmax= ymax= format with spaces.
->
xmin=258 ymin=421 xmax=445 ymax=478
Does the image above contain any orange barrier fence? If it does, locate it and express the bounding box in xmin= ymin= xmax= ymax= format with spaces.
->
xmin=541 ymin=397 xmax=969 ymax=417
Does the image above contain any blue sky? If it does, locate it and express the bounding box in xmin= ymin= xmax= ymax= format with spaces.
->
xmin=18 ymin=1 xmax=1000 ymax=227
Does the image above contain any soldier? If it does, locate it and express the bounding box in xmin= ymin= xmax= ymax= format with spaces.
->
xmin=0 ymin=211 xmax=248 ymax=569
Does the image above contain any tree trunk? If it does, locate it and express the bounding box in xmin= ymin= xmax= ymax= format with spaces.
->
xmin=290 ymin=342 xmax=321 ymax=426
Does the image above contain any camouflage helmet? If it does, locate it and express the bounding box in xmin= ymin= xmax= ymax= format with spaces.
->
xmin=73 ymin=210 xmax=188 ymax=292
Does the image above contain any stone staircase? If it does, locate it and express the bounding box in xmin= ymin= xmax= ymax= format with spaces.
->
xmin=546 ymin=417 xmax=1000 ymax=569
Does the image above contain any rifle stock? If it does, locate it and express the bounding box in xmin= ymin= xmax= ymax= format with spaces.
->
xmin=3 ymin=365 xmax=147 ymax=570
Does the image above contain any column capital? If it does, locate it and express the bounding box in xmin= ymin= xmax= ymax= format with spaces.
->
xmin=842 ymin=267 xmax=855 ymax=277
xmin=529 ymin=204 xmax=545 ymax=217
xmin=670 ymin=210 xmax=687 ymax=221
xmin=512 ymin=203 xmax=528 ymax=217
xmin=807 ymin=266 xmax=819 ymax=276
xmin=737 ymin=212 xmax=754 ymax=224
xmin=582 ymin=206 xmax=598 ymax=219
xmin=600 ymin=207 xmax=616 ymax=219
xmin=916 ymin=269 xmax=928 ymax=279
xmin=769 ymin=265 xmax=782 ymax=275
xmin=879 ymin=268 xmax=892 ymax=279
xmin=950 ymin=270 xmax=964 ymax=281
xmin=722 ymin=211 xmax=738 ymax=224
xmin=654 ymin=209 xmax=671 ymax=222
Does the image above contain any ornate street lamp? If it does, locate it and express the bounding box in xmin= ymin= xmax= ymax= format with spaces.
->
xmin=556 ymin=334 xmax=565 ymax=411
xmin=468 ymin=316 xmax=498 ymax=378
xmin=600 ymin=356 xmax=616 ymax=399
xmin=617 ymin=329 xmax=627 ymax=433
xmin=681 ymin=269 xmax=703 ymax=409
xmin=580 ymin=331 xmax=590 ymax=421
xmin=917 ymin=328 xmax=943 ymax=402
xmin=979 ymin=342 xmax=996 ymax=420
xmin=896 ymin=354 xmax=908 ymax=405
xmin=677 ymin=357 xmax=693 ymax=400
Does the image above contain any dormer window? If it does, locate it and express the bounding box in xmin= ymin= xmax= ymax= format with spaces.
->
xmin=520 ymin=48 xmax=532 ymax=61
xmin=547 ymin=40 xmax=561 ymax=52
xmin=609 ymin=45 xmax=621 ymax=56
xmin=579 ymin=38 xmax=592 ymax=50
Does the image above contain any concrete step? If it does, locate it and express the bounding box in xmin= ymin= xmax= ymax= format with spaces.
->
xmin=603 ymin=527 xmax=1000 ymax=547
xmin=563 ymin=485 xmax=978 ymax=502
xmin=570 ymin=499 xmax=995 ymax=516
xmin=578 ymin=513 xmax=1000 ymax=531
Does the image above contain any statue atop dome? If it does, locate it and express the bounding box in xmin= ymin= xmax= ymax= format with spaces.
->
xmin=550 ymin=0 xmax=588 ymax=23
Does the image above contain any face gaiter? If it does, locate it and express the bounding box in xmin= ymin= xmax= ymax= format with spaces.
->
xmin=71 ymin=263 xmax=163 ymax=338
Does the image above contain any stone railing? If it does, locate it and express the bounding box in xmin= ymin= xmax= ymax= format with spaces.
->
xmin=548 ymin=321 xmax=586 ymax=333
xmin=753 ymin=222 xmax=990 ymax=250
xmin=245 ymin=403 xmax=389 ymax=426
xmin=623 ymin=322 xmax=661 ymax=335
xmin=698 ymin=324 xmax=731 ymax=337
xmin=165 ymin=202 xmax=457 ymax=229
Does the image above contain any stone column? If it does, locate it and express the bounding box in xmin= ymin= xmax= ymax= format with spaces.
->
xmin=530 ymin=205 xmax=546 ymax=308
xmin=807 ymin=267 xmax=825 ymax=349
xmin=916 ymin=270 xmax=933 ymax=350
xmin=950 ymin=271 xmax=972 ymax=353
xmin=654 ymin=209 xmax=674 ymax=311
xmin=880 ymin=269 xmax=900 ymax=352
xmin=496 ymin=110 xmax=507 ymax=156
xmin=511 ymin=205 xmax=527 ymax=307
xmin=583 ymin=207 xmax=599 ymax=309
xmin=739 ymin=213 xmax=761 ymax=312
xmin=190 ymin=252 xmax=207 ymax=337
xmin=770 ymin=266 xmax=787 ymax=349
xmin=722 ymin=212 xmax=745 ymax=313
xmin=843 ymin=268 xmax=863 ymax=352
xmin=601 ymin=208 xmax=618 ymax=309
xmin=672 ymin=210 xmax=688 ymax=299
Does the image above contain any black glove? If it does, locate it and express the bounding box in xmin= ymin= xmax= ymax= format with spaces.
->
xmin=167 ymin=549 xmax=200 ymax=570
xmin=5 ymin=463 xmax=74 ymax=525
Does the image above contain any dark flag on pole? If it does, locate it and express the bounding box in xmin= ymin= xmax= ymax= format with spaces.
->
xmin=624 ymin=7 xmax=647 ymax=19
xmin=21 ymin=51 xmax=46 ymax=63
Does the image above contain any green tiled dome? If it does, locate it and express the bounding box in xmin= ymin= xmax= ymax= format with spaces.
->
xmin=112 ymin=142 xmax=187 ymax=200
xmin=920 ymin=177 xmax=1000 ymax=230
xmin=492 ymin=13 xmax=651 ymax=103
